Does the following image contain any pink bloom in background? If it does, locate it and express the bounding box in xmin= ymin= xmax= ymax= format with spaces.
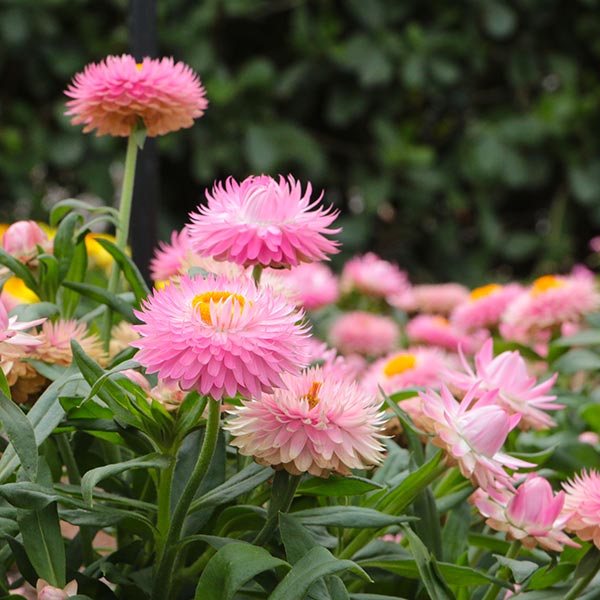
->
xmin=451 ymin=283 xmax=523 ymax=331
xmin=473 ymin=475 xmax=578 ymax=552
xmin=362 ymin=347 xmax=451 ymax=396
xmin=187 ymin=175 xmax=340 ymax=268
xmin=36 ymin=579 xmax=78 ymax=599
xmin=0 ymin=301 xmax=45 ymax=349
xmin=132 ymin=274 xmax=310 ymax=400
xmin=502 ymin=273 xmax=600 ymax=335
xmin=590 ymin=236 xmax=600 ymax=253
xmin=563 ymin=470 xmax=600 ymax=547
xmin=392 ymin=283 xmax=469 ymax=315
xmin=277 ymin=262 xmax=339 ymax=310
xmin=578 ymin=431 xmax=599 ymax=445
xmin=65 ymin=54 xmax=207 ymax=137
xmin=329 ymin=311 xmax=400 ymax=357
xmin=444 ymin=339 xmax=561 ymax=431
xmin=406 ymin=314 xmax=487 ymax=354
xmin=305 ymin=338 xmax=367 ymax=382
xmin=2 ymin=220 xmax=51 ymax=263
xmin=340 ymin=252 xmax=409 ymax=299
xmin=420 ymin=385 xmax=532 ymax=489
xmin=225 ymin=367 xmax=386 ymax=477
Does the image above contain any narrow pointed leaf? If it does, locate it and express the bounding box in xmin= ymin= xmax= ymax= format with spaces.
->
xmin=62 ymin=281 xmax=138 ymax=322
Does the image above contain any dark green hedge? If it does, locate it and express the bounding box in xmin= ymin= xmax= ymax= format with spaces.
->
xmin=2 ymin=0 xmax=600 ymax=283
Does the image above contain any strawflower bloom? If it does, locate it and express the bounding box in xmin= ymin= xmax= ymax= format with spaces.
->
xmin=340 ymin=252 xmax=409 ymax=299
xmin=444 ymin=339 xmax=561 ymax=431
xmin=391 ymin=283 xmax=469 ymax=315
xmin=451 ymin=283 xmax=523 ymax=331
xmin=2 ymin=220 xmax=51 ymax=263
xmin=225 ymin=367 xmax=386 ymax=477
xmin=131 ymin=274 xmax=310 ymax=400
xmin=406 ymin=314 xmax=487 ymax=353
xmin=65 ymin=54 xmax=207 ymax=137
xmin=276 ymin=262 xmax=339 ymax=310
xmin=473 ymin=475 xmax=578 ymax=552
xmin=419 ymin=384 xmax=532 ymax=489
xmin=329 ymin=311 xmax=400 ymax=357
xmin=187 ymin=175 xmax=340 ymax=268
xmin=0 ymin=300 xmax=45 ymax=349
xmin=562 ymin=470 xmax=600 ymax=547
xmin=502 ymin=273 xmax=600 ymax=336
xmin=36 ymin=579 xmax=78 ymax=599
xmin=0 ymin=277 xmax=40 ymax=310
xmin=305 ymin=339 xmax=367 ymax=382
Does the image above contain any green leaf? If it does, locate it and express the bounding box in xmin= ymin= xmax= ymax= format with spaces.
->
xmin=194 ymin=542 xmax=289 ymax=600
xmin=495 ymin=556 xmax=540 ymax=584
xmin=61 ymin=281 xmax=138 ymax=322
xmin=298 ymin=475 xmax=383 ymax=497
xmin=94 ymin=238 xmax=150 ymax=304
xmin=51 ymin=211 xmax=82 ymax=281
xmin=269 ymin=547 xmax=370 ymax=600
xmin=279 ymin=513 xmax=319 ymax=564
xmin=0 ymin=248 xmax=39 ymax=294
xmin=555 ymin=348 xmax=600 ymax=374
xmin=50 ymin=198 xmax=119 ymax=227
xmin=61 ymin=239 xmax=88 ymax=318
xmin=292 ymin=506 xmax=416 ymax=528
xmin=553 ymin=329 xmax=600 ymax=347
xmin=0 ymin=388 xmax=37 ymax=481
xmin=81 ymin=452 xmax=170 ymax=506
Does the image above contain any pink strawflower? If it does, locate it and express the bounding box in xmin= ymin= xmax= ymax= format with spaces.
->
xmin=578 ymin=431 xmax=599 ymax=445
xmin=2 ymin=220 xmax=51 ymax=263
xmin=36 ymin=579 xmax=78 ymax=599
xmin=444 ymin=339 xmax=561 ymax=431
xmin=276 ymin=262 xmax=339 ymax=310
xmin=563 ymin=470 xmax=600 ymax=547
xmin=65 ymin=54 xmax=207 ymax=137
xmin=473 ymin=475 xmax=578 ymax=552
xmin=225 ymin=367 xmax=386 ymax=477
xmin=451 ymin=283 xmax=523 ymax=331
xmin=340 ymin=252 xmax=409 ymax=299
xmin=419 ymin=384 xmax=532 ymax=489
xmin=503 ymin=273 xmax=600 ymax=336
xmin=590 ymin=237 xmax=600 ymax=253
xmin=329 ymin=311 xmax=400 ymax=357
xmin=131 ymin=274 xmax=310 ymax=400
xmin=187 ymin=175 xmax=340 ymax=268
xmin=0 ymin=301 xmax=45 ymax=349
xmin=406 ymin=314 xmax=488 ymax=353
xmin=362 ymin=347 xmax=451 ymax=396
xmin=305 ymin=338 xmax=367 ymax=382
xmin=391 ymin=283 xmax=469 ymax=315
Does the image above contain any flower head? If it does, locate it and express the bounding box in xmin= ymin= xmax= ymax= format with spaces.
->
xmin=225 ymin=367 xmax=386 ymax=477
xmin=340 ymin=252 xmax=409 ymax=299
xmin=391 ymin=283 xmax=469 ymax=315
xmin=2 ymin=220 xmax=51 ymax=263
xmin=187 ymin=175 xmax=340 ymax=268
xmin=276 ymin=262 xmax=339 ymax=310
xmin=131 ymin=274 xmax=310 ymax=400
xmin=0 ymin=301 xmax=45 ymax=349
xmin=473 ymin=475 xmax=578 ymax=552
xmin=65 ymin=54 xmax=207 ymax=137
xmin=562 ymin=470 xmax=600 ymax=548
xmin=36 ymin=579 xmax=78 ymax=599
xmin=329 ymin=311 xmax=400 ymax=357
xmin=444 ymin=339 xmax=561 ymax=431
xmin=406 ymin=314 xmax=487 ymax=353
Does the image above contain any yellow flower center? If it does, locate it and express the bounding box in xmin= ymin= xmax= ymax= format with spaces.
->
xmin=136 ymin=63 xmax=143 ymax=71
xmin=431 ymin=316 xmax=450 ymax=327
xmin=469 ymin=283 xmax=502 ymax=301
xmin=192 ymin=291 xmax=246 ymax=325
xmin=301 ymin=381 xmax=323 ymax=410
xmin=2 ymin=277 xmax=40 ymax=304
xmin=531 ymin=275 xmax=564 ymax=297
xmin=383 ymin=353 xmax=417 ymax=377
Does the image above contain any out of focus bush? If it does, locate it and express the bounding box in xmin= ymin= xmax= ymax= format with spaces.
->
xmin=2 ymin=0 xmax=600 ymax=283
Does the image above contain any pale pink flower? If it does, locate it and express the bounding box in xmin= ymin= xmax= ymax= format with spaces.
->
xmin=578 ymin=431 xmax=599 ymax=445
xmin=187 ymin=175 xmax=340 ymax=268
xmin=563 ymin=470 xmax=600 ymax=547
xmin=406 ymin=314 xmax=488 ymax=353
xmin=590 ymin=236 xmax=600 ymax=253
xmin=277 ymin=262 xmax=339 ymax=310
xmin=305 ymin=338 xmax=367 ymax=382
xmin=503 ymin=273 xmax=600 ymax=335
xmin=444 ymin=339 xmax=561 ymax=431
xmin=420 ymin=384 xmax=532 ymax=489
xmin=2 ymin=220 xmax=51 ymax=263
xmin=131 ymin=274 xmax=310 ymax=400
xmin=362 ymin=347 xmax=451 ymax=396
xmin=65 ymin=54 xmax=207 ymax=137
xmin=36 ymin=579 xmax=78 ymax=599
xmin=225 ymin=367 xmax=386 ymax=477
xmin=451 ymin=283 xmax=523 ymax=331
xmin=473 ymin=475 xmax=578 ymax=552
xmin=391 ymin=283 xmax=469 ymax=315
xmin=329 ymin=311 xmax=400 ymax=357
xmin=0 ymin=301 xmax=45 ymax=349
xmin=340 ymin=252 xmax=409 ymax=299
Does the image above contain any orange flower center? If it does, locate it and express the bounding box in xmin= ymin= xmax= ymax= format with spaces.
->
xmin=431 ymin=316 xmax=450 ymax=327
xmin=383 ymin=353 xmax=416 ymax=377
xmin=192 ymin=291 xmax=246 ymax=325
xmin=301 ymin=381 xmax=323 ymax=409
xmin=136 ymin=63 xmax=143 ymax=71
xmin=469 ymin=283 xmax=502 ymax=301
xmin=531 ymin=275 xmax=564 ymax=297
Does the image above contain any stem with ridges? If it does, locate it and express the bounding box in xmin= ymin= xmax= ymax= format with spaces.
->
xmin=481 ymin=540 xmax=521 ymax=600
xmin=151 ymin=398 xmax=221 ymax=600
xmin=564 ymin=560 xmax=600 ymax=600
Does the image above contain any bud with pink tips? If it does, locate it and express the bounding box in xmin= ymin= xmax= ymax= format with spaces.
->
xmin=2 ymin=220 xmax=51 ymax=263
xmin=36 ymin=579 xmax=78 ymax=599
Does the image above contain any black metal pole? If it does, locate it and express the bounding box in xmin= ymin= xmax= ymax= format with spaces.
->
xmin=129 ymin=0 xmax=158 ymax=285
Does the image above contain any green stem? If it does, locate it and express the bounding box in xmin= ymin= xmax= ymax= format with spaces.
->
xmin=101 ymin=132 xmax=139 ymax=348
xmin=564 ymin=562 xmax=600 ymax=600
xmin=151 ymin=398 xmax=222 ymax=600
xmin=155 ymin=454 xmax=176 ymax=560
xmin=481 ymin=540 xmax=521 ymax=600
xmin=253 ymin=470 xmax=301 ymax=547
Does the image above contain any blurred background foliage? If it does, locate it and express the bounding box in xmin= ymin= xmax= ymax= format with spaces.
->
xmin=1 ymin=0 xmax=600 ymax=284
